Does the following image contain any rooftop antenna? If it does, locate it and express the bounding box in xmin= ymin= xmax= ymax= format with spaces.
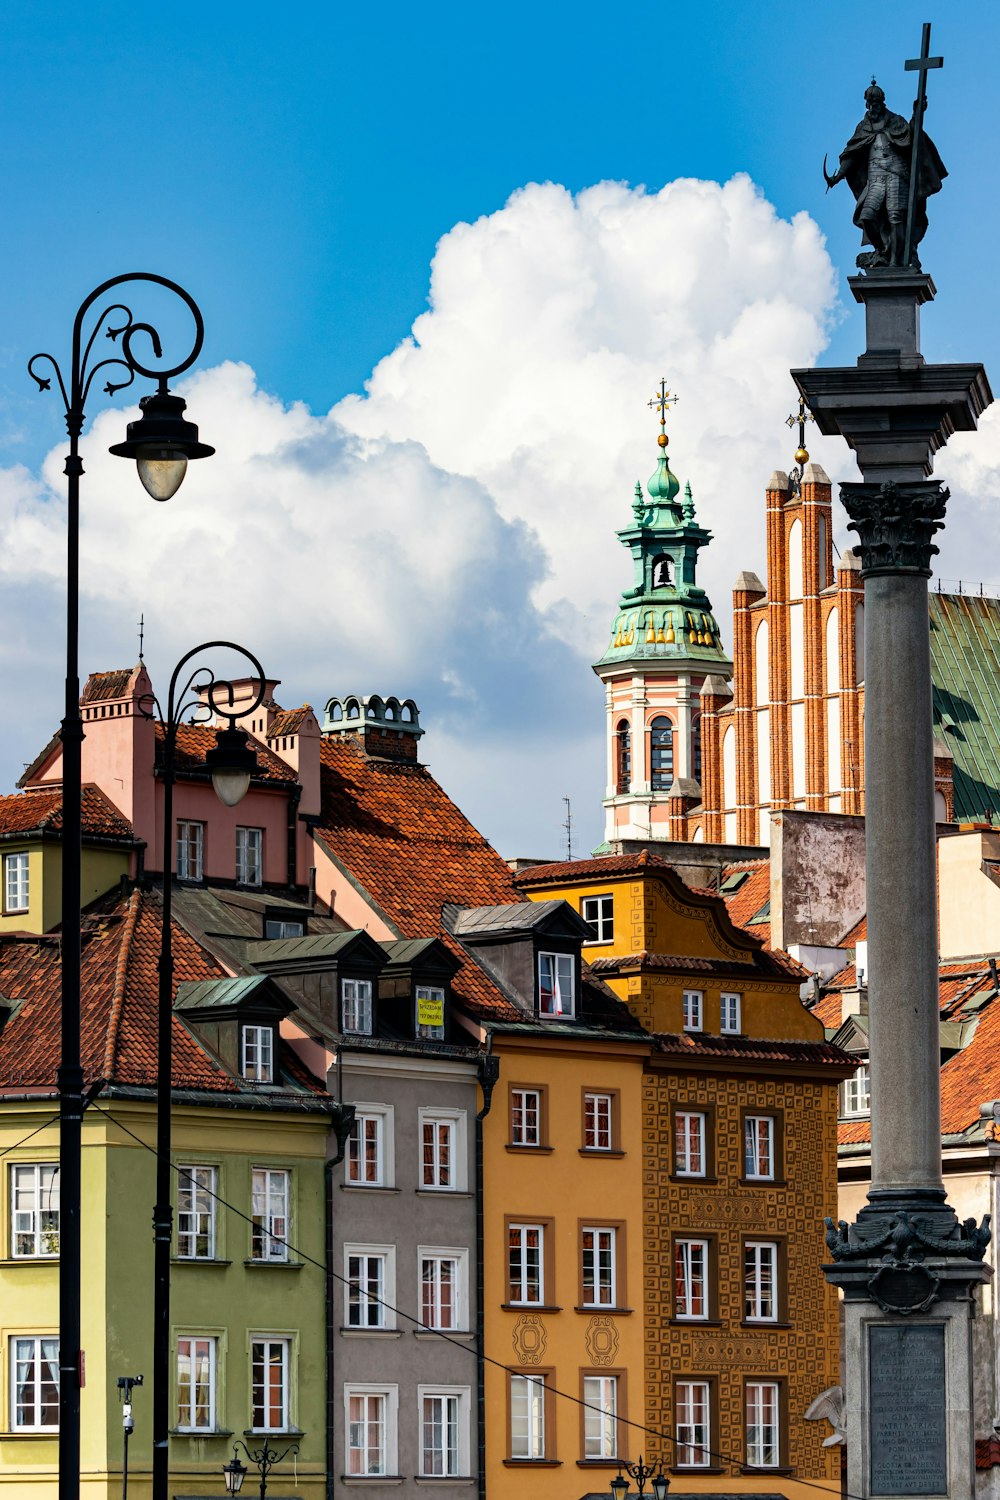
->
xmin=137 ymin=613 xmax=145 ymax=663
xmin=563 ymin=796 xmax=573 ymax=861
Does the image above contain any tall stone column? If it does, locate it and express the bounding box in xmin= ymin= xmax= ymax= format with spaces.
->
xmin=794 ymin=270 xmax=993 ymax=1500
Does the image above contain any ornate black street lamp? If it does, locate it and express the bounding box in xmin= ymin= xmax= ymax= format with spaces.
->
xmin=29 ymin=274 xmax=213 ymax=1500
xmin=610 ymin=1455 xmax=669 ymax=1500
xmin=140 ymin=644 xmax=266 ymax=1500
xmin=223 ymin=1438 xmax=300 ymax=1497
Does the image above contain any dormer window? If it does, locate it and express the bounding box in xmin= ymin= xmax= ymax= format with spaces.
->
xmin=416 ymin=986 xmax=446 ymax=1040
xmin=840 ymin=1061 xmax=871 ymax=1118
xmin=343 ymin=978 xmax=373 ymax=1036
xmin=241 ymin=1024 xmax=273 ymax=1083
xmin=538 ymin=952 xmax=574 ymax=1018
xmin=264 ymin=918 xmax=305 ymax=939
xmin=4 ymin=853 xmax=29 ymax=914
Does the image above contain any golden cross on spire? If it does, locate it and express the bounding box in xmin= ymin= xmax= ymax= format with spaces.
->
xmin=648 ymin=379 xmax=679 ymax=449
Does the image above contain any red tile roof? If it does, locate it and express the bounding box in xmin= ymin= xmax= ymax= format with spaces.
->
xmin=839 ymin=913 xmax=867 ymax=946
xmin=589 ymin=946 xmax=807 ymax=982
xmin=721 ymin=859 xmax=771 ymax=940
xmin=0 ymin=785 xmax=134 ymax=842
xmin=82 ymin=667 xmax=136 ymax=703
xmin=0 ymin=889 xmax=326 ymax=1097
xmin=155 ymin=723 xmax=295 ymax=784
xmin=268 ymin=707 xmax=314 ymax=738
xmin=652 ymin=1031 xmax=854 ymax=1069
xmin=976 ymin=1438 xmax=1000 ymax=1470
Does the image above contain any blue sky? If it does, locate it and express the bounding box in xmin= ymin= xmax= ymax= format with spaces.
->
xmin=2 ymin=1 xmax=999 ymax=856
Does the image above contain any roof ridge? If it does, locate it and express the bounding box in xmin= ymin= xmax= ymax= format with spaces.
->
xmin=103 ymin=888 xmax=142 ymax=1078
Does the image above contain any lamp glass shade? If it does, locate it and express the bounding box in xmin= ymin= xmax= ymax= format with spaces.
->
xmin=652 ymin=1475 xmax=670 ymax=1500
xmin=211 ymin=766 xmax=253 ymax=808
xmin=610 ymin=1476 xmax=630 ymax=1500
xmin=223 ymin=1455 xmax=247 ymax=1494
xmin=136 ymin=448 xmax=188 ymax=502
xmin=205 ymin=725 xmax=259 ymax=808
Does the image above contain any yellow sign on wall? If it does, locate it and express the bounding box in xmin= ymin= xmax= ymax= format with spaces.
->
xmin=417 ymin=995 xmax=444 ymax=1028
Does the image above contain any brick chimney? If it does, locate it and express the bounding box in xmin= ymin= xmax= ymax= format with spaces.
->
xmin=321 ymin=694 xmax=424 ymax=763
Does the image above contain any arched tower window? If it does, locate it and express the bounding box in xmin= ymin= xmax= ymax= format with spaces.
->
xmin=651 ymin=554 xmax=674 ymax=588
xmin=616 ymin=720 xmax=631 ymax=795
xmin=692 ymin=714 xmax=702 ymax=782
xmin=650 ymin=716 xmax=674 ymax=791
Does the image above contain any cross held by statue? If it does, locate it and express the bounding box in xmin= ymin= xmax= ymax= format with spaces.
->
xmin=903 ymin=22 xmax=943 ymax=268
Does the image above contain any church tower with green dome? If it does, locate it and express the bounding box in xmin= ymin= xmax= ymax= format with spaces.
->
xmin=593 ymin=385 xmax=732 ymax=846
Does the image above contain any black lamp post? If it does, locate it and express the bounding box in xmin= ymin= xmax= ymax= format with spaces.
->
xmin=223 ymin=1438 xmax=299 ymax=1498
xmin=29 ymin=275 xmax=213 ymax=1500
xmin=139 ymin=644 xmax=266 ymax=1500
xmin=611 ymin=1455 xmax=670 ymax=1500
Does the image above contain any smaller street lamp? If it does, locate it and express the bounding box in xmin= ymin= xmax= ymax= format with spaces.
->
xmin=223 ymin=1438 xmax=299 ymax=1498
xmin=109 ymin=388 xmax=214 ymax=501
xmin=611 ymin=1455 xmax=669 ymax=1500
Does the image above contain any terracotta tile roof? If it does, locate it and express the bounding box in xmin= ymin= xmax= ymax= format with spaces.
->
xmin=589 ymin=946 xmax=807 ymax=982
xmin=976 ymin=1438 xmax=1000 ymax=1470
xmin=652 ymin=1031 xmax=854 ymax=1069
xmin=155 ymin=723 xmax=295 ymax=784
xmin=82 ymin=667 xmax=135 ymax=703
xmin=721 ymin=859 xmax=771 ymax=939
xmin=513 ymin=850 xmax=680 ymax=885
xmin=0 ymin=785 xmax=134 ymax=842
xmin=268 ymin=706 xmax=313 ymax=737
xmin=839 ymin=913 xmax=867 ymax=946
xmin=0 ymin=889 xmax=326 ymax=1097
xmin=811 ymin=989 xmax=846 ymax=1028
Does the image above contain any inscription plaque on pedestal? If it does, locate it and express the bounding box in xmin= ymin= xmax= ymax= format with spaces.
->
xmin=869 ymin=1324 xmax=947 ymax=1495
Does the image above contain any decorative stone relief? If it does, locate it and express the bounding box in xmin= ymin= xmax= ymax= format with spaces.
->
xmin=584 ymin=1316 xmax=620 ymax=1367
xmin=839 ymin=479 xmax=949 ymax=578
xmin=512 ymin=1314 xmax=547 ymax=1366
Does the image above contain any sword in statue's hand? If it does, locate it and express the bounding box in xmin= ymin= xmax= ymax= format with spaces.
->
xmin=822 ymin=153 xmax=841 ymax=192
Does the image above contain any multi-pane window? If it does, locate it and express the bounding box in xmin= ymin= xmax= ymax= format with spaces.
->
xmin=348 ymin=1389 xmax=389 ymax=1475
xmin=236 ymin=826 xmax=263 ymax=886
xmin=674 ymin=1112 xmax=706 ymax=1177
xmin=421 ymin=1117 xmax=455 ymax=1189
xmin=744 ymin=1242 xmax=778 ymax=1322
xmin=347 ymin=1250 xmax=389 ymax=1328
xmin=746 ymin=1381 xmax=780 ymax=1467
xmin=241 ymin=1025 xmax=273 ymax=1083
xmin=251 ymin=1168 xmax=289 ymax=1261
xmin=420 ymin=1390 xmax=464 ymax=1477
xmin=511 ymin=1088 xmax=542 ymax=1147
xmin=841 ymin=1062 xmax=871 ymax=1117
xmin=720 ymin=992 xmax=742 ymax=1034
xmin=4 ymin=852 xmax=29 ymax=913
xmin=251 ymin=1338 xmax=290 ymax=1431
xmin=508 ymin=1224 xmax=544 ymax=1305
xmin=583 ymin=1374 xmax=618 ymax=1460
xmin=538 ymin=952 xmax=574 ymax=1017
xmin=510 ymin=1374 xmax=545 ymax=1459
xmin=581 ymin=1226 xmax=617 ymax=1307
xmin=650 ymin=716 xmax=674 ymax=790
xmin=347 ymin=1113 xmax=385 ymax=1186
xmin=616 ymin=721 xmax=631 ymax=795
xmin=342 ymin=978 xmax=373 ymax=1035
xmin=177 ymin=1165 xmax=216 ymax=1259
xmin=176 ymin=1337 xmax=216 ymax=1430
xmin=176 ymin=821 xmax=204 ymax=881
xmin=583 ymin=1092 xmax=613 ymax=1151
xmin=682 ymin=989 xmax=703 ymax=1031
xmin=744 ymin=1116 xmax=776 ymax=1180
xmin=676 ymin=1380 xmax=711 ymax=1467
xmin=581 ymin=894 xmax=614 ymax=943
xmin=264 ymin=918 xmax=305 ymax=939
xmin=675 ymin=1238 xmax=709 ymax=1320
xmin=416 ymin=985 xmax=446 ymax=1040
xmin=11 ymin=1164 xmax=60 ymax=1257
xmin=420 ymin=1253 xmax=463 ymax=1330
xmin=11 ymin=1337 xmax=59 ymax=1430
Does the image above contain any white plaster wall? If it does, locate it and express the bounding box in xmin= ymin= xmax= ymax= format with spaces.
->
xmin=789 ymin=603 xmax=805 ymax=699
xmin=788 ymin=517 xmax=803 ymax=599
xmin=939 ymin=831 xmax=1000 ymax=959
xmin=826 ymin=606 xmax=840 ymax=691
xmin=722 ymin=723 xmax=736 ymax=811
xmin=827 ymin=696 xmax=841 ymax=793
xmin=755 ymin=618 xmax=769 ymax=705
xmin=791 ymin=701 xmax=806 ymax=799
xmin=756 ymin=707 xmax=771 ymax=802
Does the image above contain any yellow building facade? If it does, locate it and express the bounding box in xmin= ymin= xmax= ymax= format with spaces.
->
xmin=514 ymin=853 xmax=851 ymax=1500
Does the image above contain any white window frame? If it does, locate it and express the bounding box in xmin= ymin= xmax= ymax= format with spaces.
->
xmin=10 ymin=1163 xmax=60 ymax=1258
xmin=581 ymin=1225 xmax=617 ymax=1308
xmin=510 ymin=1087 xmax=542 ymax=1147
xmin=251 ymin=1167 xmax=290 ymax=1262
xmin=583 ymin=1373 xmax=619 ymax=1459
xmin=744 ymin=1115 xmax=776 ymax=1181
xmin=417 ymin=1246 xmax=470 ymax=1332
xmin=538 ymin=951 xmax=575 ymax=1017
xmin=583 ymin=1091 xmax=614 ymax=1151
xmin=345 ymin=1383 xmax=398 ymax=1477
xmin=509 ymin=1373 xmax=545 ymax=1460
xmin=675 ymin=1112 xmax=706 ymax=1177
xmin=720 ymin=991 xmax=742 ymax=1034
xmin=418 ymin=1107 xmax=467 ymax=1191
xmin=746 ymin=1380 xmax=780 ymax=1467
xmin=744 ymin=1241 xmax=778 ymax=1322
xmin=241 ymin=1024 xmax=273 ymax=1084
xmin=4 ymin=852 xmax=29 ymax=913
xmin=415 ymin=984 xmax=446 ymax=1040
xmin=581 ymin=894 xmax=614 ymax=944
xmin=417 ymin=1384 xmax=470 ymax=1478
xmin=251 ymin=1336 xmax=290 ymax=1432
xmin=176 ymin=1335 xmax=217 ymax=1431
xmin=264 ymin=918 xmax=305 ymax=939
xmin=675 ymin=1237 xmax=709 ymax=1320
xmin=841 ymin=1061 xmax=871 ymax=1117
xmin=342 ymin=977 xmax=373 ymax=1036
xmin=508 ymin=1223 xmax=544 ymax=1305
xmin=345 ymin=1107 xmax=392 ymax=1187
xmin=676 ymin=1379 xmax=711 ymax=1468
xmin=176 ymin=1164 xmax=217 ymax=1259
xmin=236 ymin=825 xmax=263 ymax=886
xmin=682 ymin=989 xmax=704 ymax=1032
xmin=176 ymin=821 xmax=204 ymax=882
xmin=10 ymin=1335 xmax=59 ymax=1431
xmin=345 ymin=1244 xmax=395 ymax=1330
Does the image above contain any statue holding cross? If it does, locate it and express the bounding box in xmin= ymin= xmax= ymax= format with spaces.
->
xmin=823 ymin=23 xmax=947 ymax=272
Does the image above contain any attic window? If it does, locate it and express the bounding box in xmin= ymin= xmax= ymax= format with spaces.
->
xmin=539 ymin=952 xmax=574 ymax=1018
xmin=241 ymin=1024 xmax=273 ymax=1084
xmin=264 ymin=918 xmax=305 ymax=940
xmin=840 ymin=1062 xmax=870 ymax=1118
xmin=719 ymin=871 xmax=749 ymax=894
xmin=416 ymin=985 xmax=446 ymax=1040
xmin=343 ymin=978 xmax=373 ymax=1036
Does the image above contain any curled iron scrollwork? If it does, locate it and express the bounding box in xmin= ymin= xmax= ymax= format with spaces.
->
xmin=137 ymin=640 xmax=267 ymax=754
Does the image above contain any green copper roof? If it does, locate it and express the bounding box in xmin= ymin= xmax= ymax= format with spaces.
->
xmin=930 ymin=592 xmax=1000 ymax=821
